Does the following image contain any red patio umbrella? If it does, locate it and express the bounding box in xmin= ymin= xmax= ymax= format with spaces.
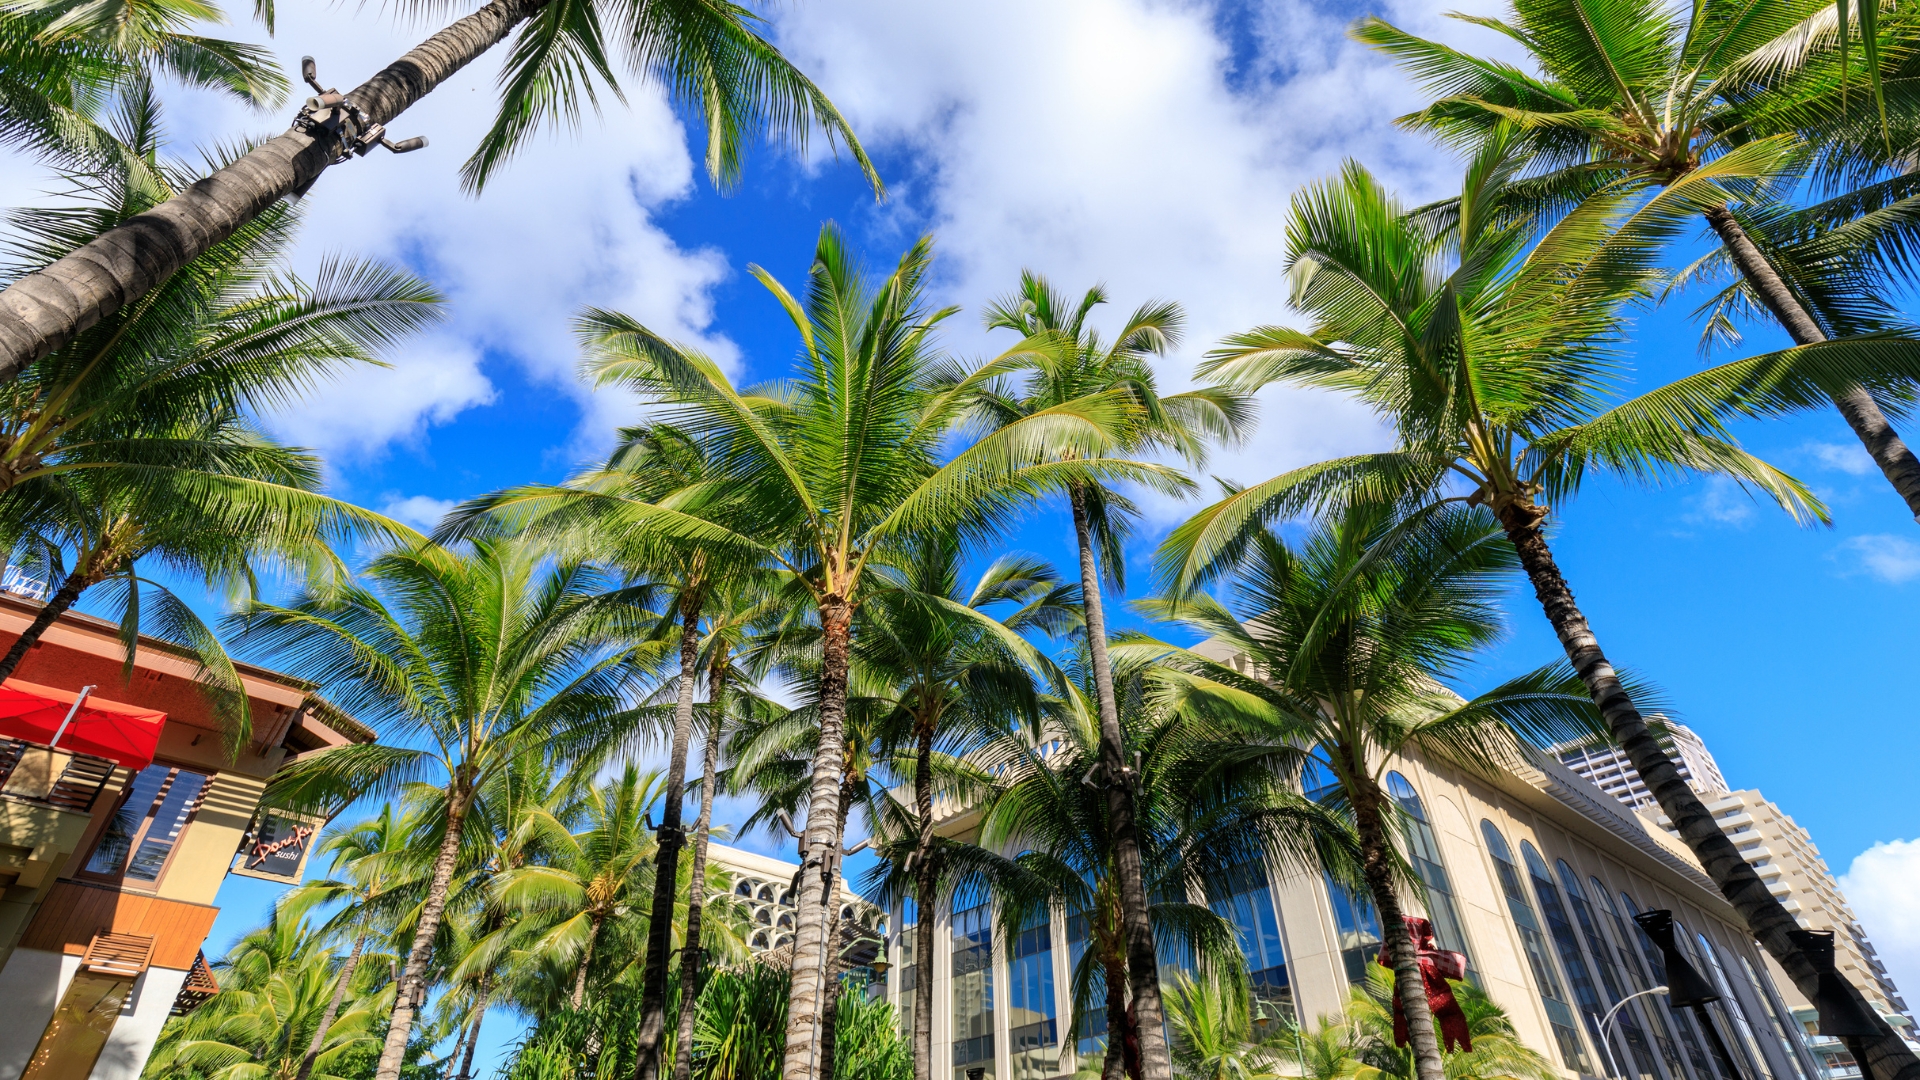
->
xmin=0 ymin=679 xmax=167 ymax=770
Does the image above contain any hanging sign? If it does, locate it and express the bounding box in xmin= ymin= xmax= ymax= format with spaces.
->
xmin=230 ymin=810 xmax=323 ymax=883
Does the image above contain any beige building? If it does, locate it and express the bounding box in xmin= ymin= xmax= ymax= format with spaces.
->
xmin=1556 ymin=730 xmax=1909 ymax=1030
xmin=878 ymin=667 xmax=1839 ymax=1080
xmin=0 ymin=595 xmax=366 ymax=1080
xmin=705 ymin=842 xmax=886 ymax=965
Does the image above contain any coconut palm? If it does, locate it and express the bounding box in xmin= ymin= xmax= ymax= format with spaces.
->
xmin=1161 ymin=139 xmax=1920 ymax=1080
xmin=142 ymin=907 xmax=395 ymax=1080
xmin=573 ymin=223 xmax=1168 ymax=1080
xmin=1354 ymin=0 xmax=1920 ymax=517
xmin=1280 ymin=963 xmax=1559 ymax=1080
xmin=972 ymin=272 xmax=1254 ymax=1080
xmin=0 ymin=0 xmax=881 ymax=387
xmin=853 ymin=535 xmax=1078 ymax=1080
xmin=233 ymin=540 xmax=656 ymax=1080
xmin=1164 ymin=972 xmax=1292 ymax=1080
xmin=1141 ymin=499 xmax=1609 ymax=1080
xmin=283 ymin=806 xmax=419 ymax=1080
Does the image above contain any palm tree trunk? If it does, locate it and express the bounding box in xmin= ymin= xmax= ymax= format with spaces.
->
xmin=456 ymin=977 xmax=491 ymax=1080
xmin=0 ymin=566 xmax=91 ymax=683
xmin=911 ymin=714 xmax=938 ymax=1080
xmin=295 ymin=927 xmax=367 ymax=1080
xmin=1102 ymin=944 xmax=1129 ymax=1080
xmin=780 ymin=591 xmax=854 ymax=1080
xmin=1069 ymin=484 xmax=1171 ymax=1080
xmin=671 ymin=658 xmax=727 ymax=1080
xmin=816 ymin=784 xmax=855 ymax=1080
xmin=0 ymin=0 xmax=548 ymax=383
xmin=637 ymin=592 xmax=703 ymax=1080
xmin=374 ymin=782 xmax=472 ymax=1080
xmin=573 ymin=913 xmax=604 ymax=1008
xmin=1352 ymin=776 xmax=1446 ymax=1080
xmin=1493 ymin=501 xmax=1920 ymax=1080
xmin=1702 ymin=205 xmax=1920 ymax=521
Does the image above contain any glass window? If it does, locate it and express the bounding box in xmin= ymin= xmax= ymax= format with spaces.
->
xmin=1386 ymin=773 xmax=1473 ymax=971
xmin=1207 ymin=856 xmax=1293 ymax=1026
xmin=1008 ymin=909 xmax=1058 ymax=1080
xmin=1677 ymin=923 xmax=1769 ymax=1080
xmin=1739 ymin=952 xmax=1810 ymax=1080
xmin=1593 ymin=880 xmax=1697 ymax=1080
xmin=1693 ymin=930 xmax=1774 ymax=1080
xmin=897 ymin=898 xmax=919 ymax=1042
xmin=1556 ymin=861 xmax=1662 ymax=1080
xmin=952 ymin=902 xmax=996 ymax=1080
xmin=1523 ymin=843 xmax=1615 ymax=1077
xmin=1307 ymin=758 xmax=1380 ymax=986
xmin=1482 ymin=821 xmax=1591 ymax=1072
xmin=83 ymin=764 xmax=210 ymax=886
xmin=1065 ymin=903 xmax=1107 ymax=1058
xmin=1620 ymin=891 xmax=1726 ymax=1080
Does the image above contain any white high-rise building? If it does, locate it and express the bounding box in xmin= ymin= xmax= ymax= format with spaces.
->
xmin=1557 ymin=722 xmax=1730 ymax=810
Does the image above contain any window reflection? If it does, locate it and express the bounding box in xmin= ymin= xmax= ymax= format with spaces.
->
xmin=83 ymin=764 xmax=209 ymax=886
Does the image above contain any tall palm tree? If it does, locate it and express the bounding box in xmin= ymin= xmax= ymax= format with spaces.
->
xmin=285 ymin=806 xmax=418 ymax=1080
xmin=1159 ymin=140 xmax=1920 ymax=1080
xmin=971 ymin=271 xmax=1254 ymax=1080
xmin=572 ymin=224 xmax=1169 ymax=1080
xmin=1281 ymin=964 xmax=1559 ymax=1080
xmin=855 ymin=536 xmax=1078 ymax=1080
xmin=1139 ymin=501 xmax=1608 ymax=1080
xmin=234 ymin=540 xmax=656 ymax=1080
xmin=0 ymin=0 xmax=881 ymax=386
xmin=1354 ymin=0 xmax=1920 ymax=517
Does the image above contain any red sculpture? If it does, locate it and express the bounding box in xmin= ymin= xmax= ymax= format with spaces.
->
xmin=1378 ymin=915 xmax=1472 ymax=1053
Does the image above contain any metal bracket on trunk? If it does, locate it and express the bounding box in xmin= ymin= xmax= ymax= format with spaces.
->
xmin=291 ymin=56 xmax=428 ymax=192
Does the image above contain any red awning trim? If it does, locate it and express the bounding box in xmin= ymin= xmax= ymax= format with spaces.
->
xmin=0 ymin=679 xmax=167 ymax=771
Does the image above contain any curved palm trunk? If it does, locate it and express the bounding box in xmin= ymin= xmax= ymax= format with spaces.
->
xmin=1069 ymin=484 xmax=1171 ymax=1080
xmin=1703 ymin=205 xmax=1920 ymax=521
xmin=671 ymin=658 xmax=727 ymax=1080
xmin=0 ymin=0 xmax=548 ymax=382
xmin=911 ymin=714 xmax=939 ymax=1080
xmin=374 ymin=781 xmax=472 ymax=1080
xmin=295 ymin=927 xmax=367 ymax=1080
xmin=573 ymin=913 xmax=604 ymax=1008
xmin=1351 ymin=776 xmax=1446 ymax=1080
xmin=456 ymin=976 xmax=491 ymax=1080
xmin=637 ymin=593 xmax=704 ymax=1080
xmin=780 ymin=592 xmax=854 ymax=1080
xmin=1494 ymin=503 xmax=1920 ymax=1080
xmin=817 ymin=779 xmax=857 ymax=1080
xmin=1102 ymin=943 xmax=1129 ymax=1080
xmin=0 ymin=566 xmax=93 ymax=683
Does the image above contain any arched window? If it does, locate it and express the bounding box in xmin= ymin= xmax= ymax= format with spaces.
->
xmin=736 ymin=880 xmax=753 ymax=897
xmin=1522 ymin=842 xmax=1613 ymax=1076
xmin=758 ymin=884 xmax=775 ymax=902
xmin=1691 ymin=926 xmax=1774 ymax=1080
xmin=1590 ymin=878 xmax=1699 ymax=1080
xmin=1385 ymin=772 xmax=1472 ymax=968
xmin=778 ymin=911 xmax=795 ymax=930
xmin=1206 ymin=854 xmax=1293 ymax=1023
xmin=1618 ymin=891 xmax=1725 ymax=1080
xmin=756 ymin=907 xmax=772 ymax=926
xmin=1482 ymin=821 xmax=1590 ymax=1072
xmin=1305 ymin=758 xmax=1379 ymax=984
xmin=1555 ymin=860 xmax=1660 ymax=1080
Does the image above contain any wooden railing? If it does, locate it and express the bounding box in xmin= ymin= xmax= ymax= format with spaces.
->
xmin=0 ymin=738 xmax=116 ymax=813
xmin=170 ymin=951 xmax=219 ymax=1015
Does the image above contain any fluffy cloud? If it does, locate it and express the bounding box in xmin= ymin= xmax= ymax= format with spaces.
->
xmin=1805 ymin=440 xmax=1878 ymax=476
xmin=770 ymin=0 xmax=1516 ymax=520
xmin=1837 ymin=534 xmax=1920 ymax=583
xmin=1840 ymin=840 xmax=1920 ymax=1007
xmin=378 ymin=494 xmax=460 ymax=532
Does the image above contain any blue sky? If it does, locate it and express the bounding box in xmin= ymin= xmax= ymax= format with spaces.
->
xmin=6 ymin=0 xmax=1919 ymax=1069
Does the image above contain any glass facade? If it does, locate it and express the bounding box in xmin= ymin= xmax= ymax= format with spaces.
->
xmin=83 ymin=764 xmax=210 ymax=886
xmin=1008 ymin=910 xmax=1058 ymax=1080
xmin=1739 ymin=952 xmax=1810 ymax=1080
xmin=1207 ymin=856 xmax=1293 ymax=1025
xmin=1325 ymin=872 xmax=1383 ymax=985
xmin=1065 ymin=904 xmax=1107 ymax=1058
xmin=1693 ymin=929 xmax=1775 ymax=1080
xmin=1556 ymin=861 xmax=1662 ymax=1080
xmin=1523 ymin=842 xmax=1615 ymax=1077
xmin=1482 ymin=821 xmax=1592 ymax=1072
xmin=898 ymin=897 xmax=919 ymax=1043
xmin=1386 ymin=772 xmax=1473 ymax=968
xmin=952 ymin=902 xmax=996 ymax=1080
xmin=1594 ymin=880 xmax=1698 ymax=1080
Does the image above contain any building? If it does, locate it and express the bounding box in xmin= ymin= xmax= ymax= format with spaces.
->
xmin=1557 ymin=729 xmax=1910 ymax=1033
xmin=705 ymin=842 xmax=886 ymax=966
xmin=0 ymin=593 xmax=368 ymax=1080
xmin=877 ymin=646 xmax=1838 ymax=1080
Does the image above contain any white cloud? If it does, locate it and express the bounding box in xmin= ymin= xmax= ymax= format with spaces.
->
xmin=1840 ymin=840 xmax=1920 ymax=1006
xmin=1683 ymin=478 xmax=1758 ymax=528
xmin=378 ymin=494 xmax=459 ymax=531
xmin=1806 ymin=440 xmax=1878 ymax=476
xmin=1838 ymin=534 xmax=1920 ymax=583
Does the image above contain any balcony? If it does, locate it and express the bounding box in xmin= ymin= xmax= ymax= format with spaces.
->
xmin=0 ymin=738 xmax=115 ymax=813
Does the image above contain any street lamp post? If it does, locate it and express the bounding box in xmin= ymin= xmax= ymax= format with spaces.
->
xmin=1599 ymin=987 xmax=1670 ymax=1080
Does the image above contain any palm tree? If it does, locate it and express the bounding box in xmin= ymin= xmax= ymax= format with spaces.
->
xmin=0 ymin=0 xmax=881 ymax=386
xmin=1159 ymin=141 xmax=1920 ymax=1080
xmin=1282 ymin=963 xmax=1559 ymax=1080
xmin=1163 ymin=972 xmax=1291 ymax=1080
xmin=1140 ymin=500 xmax=1608 ymax=1080
xmin=234 ymin=540 xmax=656 ymax=1080
xmin=855 ymin=535 xmax=1078 ymax=1080
xmin=572 ymin=223 xmax=1166 ymax=1080
xmin=143 ymin=907 xmax=395 ymax=1080
xmin=1354 ymin=0 xmax=1920 ymax=517
xmin=973 ymin=272 xmax=1253 ymax=1080
xmin=285 ymin=806 xmax=418 ymax=1080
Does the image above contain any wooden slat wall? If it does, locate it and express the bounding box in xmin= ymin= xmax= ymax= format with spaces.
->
xmin=18 ymin=879 xmax=219 ymax=969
